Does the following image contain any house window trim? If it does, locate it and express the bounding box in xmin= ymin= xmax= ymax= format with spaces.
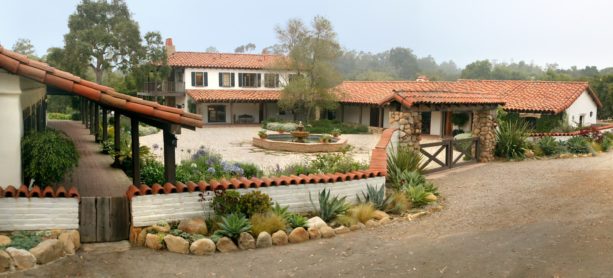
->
xmin=219 ymin=72 xmax=235 ymax=88
xmin=264 ymin=73 xmax=280 ymax=88
xmin=191 ymin=71 xmax=208 ymax=87
xmin=238 ymin=73 xmax=261 ymax=88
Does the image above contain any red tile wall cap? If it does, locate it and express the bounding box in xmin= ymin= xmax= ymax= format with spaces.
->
xmin=0 ymin=187 xmax=3 ymax=198
xmin=0 ymin=48 xmax=204 ymax=129
xmin=67 ymin=187 xmax=80 ymax=199
xmin=125 ymin=170 xmax=386 ymax=200
xmin=17 ymin=185 xmax=29 ymax=197
xmin=55 ymin=186 xmax=67 ymax=197
xmin=29 ymin=186 xmax=42 ymax=198
xmin=4 ymin=186 xmax=16 ymax=197
xmin=42 ymin=186 xmax=55 ymax=197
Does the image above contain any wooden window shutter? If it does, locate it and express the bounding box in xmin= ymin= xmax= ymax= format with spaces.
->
xmin=238 ymin=73 xmax=243 ymax=87
xmin=231 ymin=73 xmax=235 ymax=87
xmin=191 ymin=72 xmax=196 ymax=86
xmin=204 ymin=72 xmax=208 ymax=87
xmin=257 ymin=73 xmax=262 ymax=87
xmin=219 ymin=73 xmax=223 ymax=87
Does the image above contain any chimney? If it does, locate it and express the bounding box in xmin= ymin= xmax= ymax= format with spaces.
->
xmin=165 ymin=38 xmax=176 ymax=56
xmin=416 ymin=75 xmax=429 ymax=82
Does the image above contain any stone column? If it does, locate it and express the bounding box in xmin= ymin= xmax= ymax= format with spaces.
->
xmin=389 ymin=111 xmax=422 ymax=152
xmin=471 ymin=109 xmax=497 ymax=162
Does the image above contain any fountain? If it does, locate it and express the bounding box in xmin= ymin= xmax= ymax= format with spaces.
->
xmin=290 ymin=121 xmax=310 ymax=143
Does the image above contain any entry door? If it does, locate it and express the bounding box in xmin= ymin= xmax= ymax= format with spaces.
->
xmin=370 ymin=107 xmax=381 ymax=127
xmin=207 ymin=105 xmax=226 ymax=123
xmin=421 ymin=112 xmax=431 ymax=134
xmin=443 ymin=111 xmax=453 ymax=137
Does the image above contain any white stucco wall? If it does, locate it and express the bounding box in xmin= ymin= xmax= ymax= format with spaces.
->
xmin=130 ymin=176 xmax=385 ymax=227
xmin=565 ymin=91 xmax=598 ymax=127
xmin=0 ymin=198 xmax=79 ymax=231
xmin=184 ymin=68 xmax=290 ymax=91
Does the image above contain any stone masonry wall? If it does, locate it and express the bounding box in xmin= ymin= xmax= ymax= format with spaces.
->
xmin=389 ymin=111 xmax=422 ymax=152
xmin=471 ymin=109 xmax=497 ymax=162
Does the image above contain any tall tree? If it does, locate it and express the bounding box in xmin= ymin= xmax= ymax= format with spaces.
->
xmin=461 ymin=60 xmax=493 ymax=79
xmin=234 ymin=43 xmax=256 ymax=53
xmin=205 ymin=46 xmax=219 ymax=53
xmin=274 ymin=16 xmax=342 ymax=122
xmin=62 ymin=0 xmax=143 ymax=84
xmin=12 ymin=38 xmax=37 ymax=59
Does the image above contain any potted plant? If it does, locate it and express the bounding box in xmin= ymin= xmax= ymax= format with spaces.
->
xmin=320 ymin=134 xmax=333 ymax=143
xmin=258 ymin=130 xmax=268 ymax=139
xmin=330 ymin=128 xmax=341 ymax=138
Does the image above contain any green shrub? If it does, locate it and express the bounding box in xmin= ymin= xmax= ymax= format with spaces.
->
xmin=169 ymin=229 xmax=204 ymax=243
xmin=389 ymin=170 xmax=425 ymax=191
xmin=22 ymin=130 xmax=79 ymax=185
xmin=306 ymin=153 xmax=368 ymax=174
xmin=47 ymin=112 xmax=72 ymax=120
xmin=495 ymin=120 xmax=528 ymax=159
xmin=451 ymin=112 xmax=470 ymax=127
xmin=2 ymin=231 xmax=43 ymax=250
xmin=211 ymin=190 xmax=242 ymax=216
xmin=387 ymin=145 xmax=422 ymax=188
xmin=602 ymin=134 xmax=613 ymax=152
xmin=305 ymin=120 xmax=369 ymax=134
xmin=250 ymin=212 xmax=287 ymax=236
xmin=538 ymin=136 xmax=560 ymax=156
xmin=236 ymin=162 xmax=263 ymax=178
xmin=141 ymin=160 xmax=165 ymax=185
xmin=239 ymin=191 xmax=272 ymax=217
xmin=212 ymin=213 xmax=252 ymax=242
xmin=356 ymin=184 xmax=389 ymax=211
xmin=309 ymin=189 xmax=350 ymax=222
xmin=565 ymin=136 xmax=590 ymax=154
xmin=286 ymin=214 xmax=309 ymax=229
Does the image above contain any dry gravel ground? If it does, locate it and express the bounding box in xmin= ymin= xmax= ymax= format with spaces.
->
xmin=7 ymin=152 xmax=613 ymax=277
xmin=140 ymin=126 xmax=381 ymax=172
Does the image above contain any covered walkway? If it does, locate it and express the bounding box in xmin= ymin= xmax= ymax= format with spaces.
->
xmin=49 ymin=120 xmax=132 ymax=197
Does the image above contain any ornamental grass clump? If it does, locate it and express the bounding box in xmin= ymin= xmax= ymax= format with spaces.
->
xmin=385 ymin=192 xmax=411 ymax=214
xmin=495 ymin=120 xmax=529 ymax=160
xmin=310 ymin=189 xmax=350 ymax=222
xmin=349 ymin=203 xmax=376 ymax=224
xmin=250 ymin=213 xmax=287 ymax=236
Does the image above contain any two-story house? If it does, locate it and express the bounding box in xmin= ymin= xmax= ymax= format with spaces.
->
xmin=146 ymin=38 xmax=294 ymax=124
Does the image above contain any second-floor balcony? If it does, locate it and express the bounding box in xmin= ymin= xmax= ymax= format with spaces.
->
xmin=138 ymin=81 xmax=185 ymax=97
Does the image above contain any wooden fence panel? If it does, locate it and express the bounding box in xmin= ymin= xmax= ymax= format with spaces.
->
xmin=79 ymin=196 xmax=130 ymax=243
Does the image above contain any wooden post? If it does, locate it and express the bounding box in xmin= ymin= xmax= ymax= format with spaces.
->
xmin=81 ymin=98 xmax=85 ymax=124
xmin=113 ymin=112 xmax=121 ymax=167
xmin=131 ymin=117 xmax=140 ymax=185
xmin=102 ymin=108 xmax=108 ymax=142
xmin=229 ymin=103 xmax=233 ymax=124
xmin=89 ymin=102 xmax=95 ymax=134
xmin=359 ymin=105 xmax=363 ymax=125
xmin=94 ymin=104 xmax=100 ymax=142
xmin=340 ymin=104 xmax=344 ymax=122
xmin=83 ymin=99 xmax=89 ymax=127
xmin=163 ymin=128 xmax=177 ymax=184
xmin=378 ymin=106 xmax=384 ymax=128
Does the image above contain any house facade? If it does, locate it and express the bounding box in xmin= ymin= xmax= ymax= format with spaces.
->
xmin=157 ymin=38 xmax=600 ymax=133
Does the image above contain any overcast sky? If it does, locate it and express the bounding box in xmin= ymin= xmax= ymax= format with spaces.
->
xmin=1 ymin=0 xmax=612 ymax=69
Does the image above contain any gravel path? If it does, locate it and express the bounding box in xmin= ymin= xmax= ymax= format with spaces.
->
xmin=8 ymin=152 xmax=613 ymax=277
xmin=140 ymin=126 xmax=381 ymax=173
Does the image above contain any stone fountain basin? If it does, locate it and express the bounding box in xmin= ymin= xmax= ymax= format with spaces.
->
xmin=253 ymin=134 xmax=347 ymax=153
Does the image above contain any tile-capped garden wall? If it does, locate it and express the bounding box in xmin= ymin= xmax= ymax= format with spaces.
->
xmin=0 ymin=186 xmax=80 ymax=231
xmin=129 ymin=175 xmax=386 ymax=227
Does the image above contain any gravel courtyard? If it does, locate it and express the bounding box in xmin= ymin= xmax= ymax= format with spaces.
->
xmin=11 ymin=151 xmax=613 ymax=277
xmin=140 ymin=126 xmax=382 ymax=173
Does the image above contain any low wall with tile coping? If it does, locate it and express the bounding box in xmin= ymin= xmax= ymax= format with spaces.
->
xmin=130 ymin=176 xmax=386 ymax=227
xmin=0 ymin=198 xmax=79 ymax=231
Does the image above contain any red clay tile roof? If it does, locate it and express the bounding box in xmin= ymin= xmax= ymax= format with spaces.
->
xmin=168 ymin=52 xmax=285 ymax=70
xmin=336 ymin=80 xmax=601 ymax=114
xmin=187 ymin=89 xmax=281 ymax=103
xmin=0 ymin=46 xmax=203 ymax=129
xmin=393 ymin=90 xmax=505 ymax=107
xmin=124 ymin=170 xmax=385 ymax=200
xmin=0 ymin=185 xmax=79 ymax=199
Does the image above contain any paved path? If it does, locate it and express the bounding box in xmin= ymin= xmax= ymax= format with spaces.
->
xmin=48 ymin=120 xmax=131 ymax=197
xmin=11 ymin=151 xmax=613 ymax=277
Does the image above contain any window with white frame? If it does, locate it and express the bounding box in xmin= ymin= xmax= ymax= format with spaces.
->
xmin=191 ymin=72 xmax=207 ymax=87
xmin=219 ymin=72 xmax=235 ymax=87
xmin=264 ymin=73 xmax=279 ymax=88
xmin=239 ymin=73 xmax=261 ymax=88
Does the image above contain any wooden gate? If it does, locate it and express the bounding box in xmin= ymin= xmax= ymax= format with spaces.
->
xmin=419 ymin=137 xmax=480 ymax=173
xmin=79 ymin=196 xmax=130 ymax=243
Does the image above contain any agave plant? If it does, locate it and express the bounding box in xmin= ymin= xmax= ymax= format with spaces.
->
xmin=286 ymin=213 xmax=309 ymax=229
xmin=403 ymin=184 xmax=430 ymax=208
xmin=212 ymin=213 xmax=252 ymax=242
xmin=495 ymin=120 xmax=528 ymax=159
xmin=271 ymin=202 xmax=291 ymax=220
xmin=356 ymin=184 xmax=390 ymax=211
xmin=387 ymin=145 xmax=423 ymax=189
xmin=309 ymin=189 xmax=350 ymax=222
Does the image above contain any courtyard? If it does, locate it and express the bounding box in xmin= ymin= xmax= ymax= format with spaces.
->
xmin=8 ymin=151 xmax=613 ymax=277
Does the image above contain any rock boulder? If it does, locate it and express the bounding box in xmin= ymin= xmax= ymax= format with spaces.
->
xmin=238 ymin=232 xmax=256 ymax=250
xmin=29 ymin=239 xmax=64 ymax=264
xmin=288 ymin=228 xmax=309 ymax=243
xmin=164 ymin=235 xmax=189 ymax=254
xmin=178 ymin=217 xmax=208 ymax=235
xmin=6 ymin=248 xmax=35 ymax=270
xmin=256 ymin=232 xmax=272 ymax=248
xmin=216 ymin=237 xmax=238 ymax=253
xmin=190 ymin=238 xmax=216 ymax=255
xmin=271 ymin=230 xmax=288 ymax=246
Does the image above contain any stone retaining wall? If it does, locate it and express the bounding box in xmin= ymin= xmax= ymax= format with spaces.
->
xmin=130 ymin=176 xmax=386 ymax=227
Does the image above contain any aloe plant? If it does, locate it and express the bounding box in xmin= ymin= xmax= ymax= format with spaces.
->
xmin=271 ymin=202 xmax=291 ymax=220
xmin=286 ymin=213 xmax=309 ymax=229
xmin=357 ymin=184 xmax=390 ymax=211
xmin=309 ymin=189 xmax=350 ymax=222
xmin=212 ymin=213 xmax=251 ymax=242
xmin=403 ymin=184 xmax=430 ymax=208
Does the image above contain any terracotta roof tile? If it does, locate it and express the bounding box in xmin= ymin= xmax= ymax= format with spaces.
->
xmin=187 ymin=89 xmax=281 ymax=103
xmin=0 ymin=185 xmax=80 ymax=199
xmin=124 ymin=170 xmax=386 ymax=200
xmin=168 ymin=52 xmax=285 ymax=69
xmin=0 ymin=47 xmax=203 ymax=129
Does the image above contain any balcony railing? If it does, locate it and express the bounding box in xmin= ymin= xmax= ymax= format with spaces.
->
xmin=138 ymin=81 xmax=185 ymax=97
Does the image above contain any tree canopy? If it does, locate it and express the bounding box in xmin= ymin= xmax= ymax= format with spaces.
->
xmin=11 ymin=38 xmax=37 ymax=59
xmin=274 ymin=16 xmax=343 ymax=122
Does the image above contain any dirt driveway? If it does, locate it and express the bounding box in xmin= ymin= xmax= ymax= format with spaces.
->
xmin=7 ymin=153 xmax=613 ymax=277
